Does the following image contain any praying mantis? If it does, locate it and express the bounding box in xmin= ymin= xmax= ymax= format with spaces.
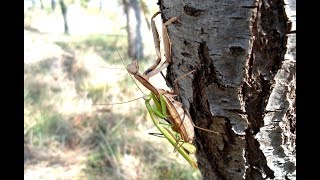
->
xmin=107 ymin=11 xmax=199 ymax=167
xmin=113 ymin=11 xmax=218 ymax=168
xmin=94 ymin=11 xmax=219 ymax=168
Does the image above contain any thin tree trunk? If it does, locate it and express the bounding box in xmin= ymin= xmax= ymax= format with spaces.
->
xmin=51 ymin=0 xmax=56 ymax=11
xmin=99 ymin=0 xmax=104 ymax=12
xmin=32 ymin=0 xmax=36 ymax=8
xmin=59 ymin=0 xmax=69 ymax=35
xmin=123 ymin=0 xmax=144 ymax=59
xmin=159 ymin=0 xmax=296 ymax=179
xmin=39 ymin=0 xmax=44 ymax=9
xmin=140 ymin=0 xmax=151 ymax=30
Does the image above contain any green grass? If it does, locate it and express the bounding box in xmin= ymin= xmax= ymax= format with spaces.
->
xmin=25 ymin=110 xmax=76 ymax=147
xmin=24 ymin=83 xmax=48 ymax=105
xmin=84 ymin=118 xmax=123 ymax=177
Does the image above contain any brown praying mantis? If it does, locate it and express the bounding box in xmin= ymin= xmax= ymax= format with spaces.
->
xmin=112 ymin=11 xmax=200 ymax=165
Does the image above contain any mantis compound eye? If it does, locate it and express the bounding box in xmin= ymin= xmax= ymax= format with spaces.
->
xmin=127 ymin=60 xmax=139 ymax=74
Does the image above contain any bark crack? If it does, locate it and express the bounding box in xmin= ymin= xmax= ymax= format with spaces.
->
xmin=197 ymin=41 xmax=224 ymax=88
xmin=243 ymin=0 xmax=290 ymax=178
xmin=191 ymin=41 xmax=239 ymax=179
xmin=245 ymin=129 xmax=275 ymax=179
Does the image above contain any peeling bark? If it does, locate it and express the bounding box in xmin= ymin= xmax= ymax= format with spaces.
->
xmin=159 ymin=0 xmax=295 ymax=179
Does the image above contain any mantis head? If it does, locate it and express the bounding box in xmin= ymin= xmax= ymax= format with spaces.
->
xmin=143 ymin=94 xmax=152 ymax=101
xmin=127 ymin=60 xmax=139 ymax=75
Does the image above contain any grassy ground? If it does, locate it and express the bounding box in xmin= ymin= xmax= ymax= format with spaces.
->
xmin=24 ymin=7 xmax=202 ymax=180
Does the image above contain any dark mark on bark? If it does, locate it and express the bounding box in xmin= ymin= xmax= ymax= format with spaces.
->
xmin=229 ymin=46 xmax=246 ymax=56
xmin=183 ymin=40 xmax=191 ymax=46
xmin=226 ymin=109 xmax=246 ymax=115
xmin=199 ymin=42 xmax=211 ymax=65
xmin=287 ymin=30 xmax=295 ymax=34
xmin=247 ymin=50 xmax=254 ymax=83
xmin=211 ymin=53 xmax=222 ymax=57
xmin=241 ymin=6 xmax=258 ymax=9
xmin=181 ymin=52 xmax=192 ymax=58
xmin=224 ymin=117 xmax=236 ymax=143
xmin=229 ymin=36 xmax=247 ymax=40
xmin=183 ymin=5 xmax=204 ymax=17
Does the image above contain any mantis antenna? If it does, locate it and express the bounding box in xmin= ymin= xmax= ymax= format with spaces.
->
xmin=93 ymin=96 xmax=144 ymax=105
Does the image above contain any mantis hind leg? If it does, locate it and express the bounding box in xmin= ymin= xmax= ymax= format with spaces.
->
xmin=173 ymin=69 xmax=196 ymax=96
xmin=182 ymin=106 xmax=220 ymax=135
xmin=158 ymin=69 xmax=197 ymax=96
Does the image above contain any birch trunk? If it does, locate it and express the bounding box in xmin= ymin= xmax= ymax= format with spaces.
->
xmin=159 ymin=0 xmax=296 ymax=179
xmin=123 ymin=0 xmax=144 ymax=59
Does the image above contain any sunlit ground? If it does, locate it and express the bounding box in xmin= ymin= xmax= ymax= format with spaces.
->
xmin=24 ymin=2 xmax=201 ymax=180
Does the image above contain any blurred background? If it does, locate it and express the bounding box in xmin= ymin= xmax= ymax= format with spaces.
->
xmin=24 ymin=0 xmax=201 ymax=179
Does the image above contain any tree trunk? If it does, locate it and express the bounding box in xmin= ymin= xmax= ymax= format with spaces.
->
xmin=59 ymin=0 xmax=69 ymax=35
xmin=159 ymin=0 xmax=296 ymax=179
xmin=51 ymin=0 xmax=56 ymax=11
xmin=39 ymin=0 xmax=44 ymax=9
xmin=123 ymin=0 xmax=144 ymax=59
xmin=32 ymin=0 xmax=36 ymax=8
xmin=99 ymin=0 xmax=105 ymax=12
